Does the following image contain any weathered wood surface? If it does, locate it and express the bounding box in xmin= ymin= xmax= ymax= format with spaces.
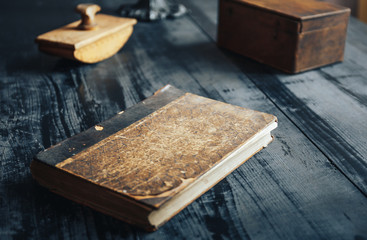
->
xmin=1 ymin=0 xmax=367 ymax=239
xmin=184 ymin=0 xmax=367 ymax=195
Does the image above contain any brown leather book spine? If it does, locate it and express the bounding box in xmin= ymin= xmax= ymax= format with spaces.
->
xmin=34 ymin=85 xmax=185 ymax=166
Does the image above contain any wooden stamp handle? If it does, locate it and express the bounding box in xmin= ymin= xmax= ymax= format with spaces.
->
xmin=75 ymin=3 xmax=101 ymax=30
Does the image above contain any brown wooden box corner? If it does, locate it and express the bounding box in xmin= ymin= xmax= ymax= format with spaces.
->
xmin=217 ymin=0 xmax=351 ymax=73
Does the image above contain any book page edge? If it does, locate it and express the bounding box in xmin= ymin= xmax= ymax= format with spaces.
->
xmin=148 ymin=120 xmax=278 ymax=228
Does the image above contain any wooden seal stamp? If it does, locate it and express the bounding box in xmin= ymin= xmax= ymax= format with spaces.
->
xmin=35 ymin=4 xmax=137 ymax=63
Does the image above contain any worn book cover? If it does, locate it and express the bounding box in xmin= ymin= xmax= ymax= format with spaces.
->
xmin=31 ymin=85 xmax=277 ymax=231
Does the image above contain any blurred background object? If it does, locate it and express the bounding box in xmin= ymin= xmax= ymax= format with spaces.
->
xmin=358 ymin=0 xmax=367 ymax=23
xmin=323 ymin=0 xmax=367 ymax=23
xmin=119 ymin=0 xmax=187 ymax=21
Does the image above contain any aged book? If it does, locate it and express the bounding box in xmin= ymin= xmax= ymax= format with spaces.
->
xmin=31 ymin=85 xmax=278 ymax=231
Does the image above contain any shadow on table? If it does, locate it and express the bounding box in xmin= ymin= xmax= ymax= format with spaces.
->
xmin=5 ymin=53 xmax=90 ymax=75
xmin=3 ymin=174 xmax=148 ymax=238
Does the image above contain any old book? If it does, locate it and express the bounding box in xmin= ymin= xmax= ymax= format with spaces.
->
xmin=31 ymin=85 xmax=278 ymax=231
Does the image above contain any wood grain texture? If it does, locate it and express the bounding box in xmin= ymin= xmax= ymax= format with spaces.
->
xmin=217 ymin=0 xmax=350 ymax=73
xmin=1 ymin=0 xmax=367 ymax=239
xmin=232 ymin=0 xmax=349 ymax=20
xmin=217 ymin=0 xmax=299 ymax=72
xmin=295 ymin=16 xmax=349 ymax=71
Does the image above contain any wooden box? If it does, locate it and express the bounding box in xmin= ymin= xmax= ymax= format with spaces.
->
xmin=217 ymin=0 xmax=350 ymax=73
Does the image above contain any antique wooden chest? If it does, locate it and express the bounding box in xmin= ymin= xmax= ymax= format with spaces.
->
xmin=217 ymin=0 xmax=350 ymax=73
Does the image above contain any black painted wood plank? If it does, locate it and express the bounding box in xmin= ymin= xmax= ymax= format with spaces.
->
xmin=1 ymin=0 xmax=367 ymax=239
xmin=183 ymin=0 xmax=367 ymax=195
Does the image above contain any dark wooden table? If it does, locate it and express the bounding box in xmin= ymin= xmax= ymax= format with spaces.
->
xmin=1 ymin=0 xmax=367 ymax=239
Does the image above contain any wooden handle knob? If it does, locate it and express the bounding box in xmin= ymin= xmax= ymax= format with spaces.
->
xmin=75 ymin=3 xmax=101 ymax=30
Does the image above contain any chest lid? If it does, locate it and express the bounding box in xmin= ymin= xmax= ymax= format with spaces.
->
xmin=230 ymin=0 xmax=350 ymax=33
